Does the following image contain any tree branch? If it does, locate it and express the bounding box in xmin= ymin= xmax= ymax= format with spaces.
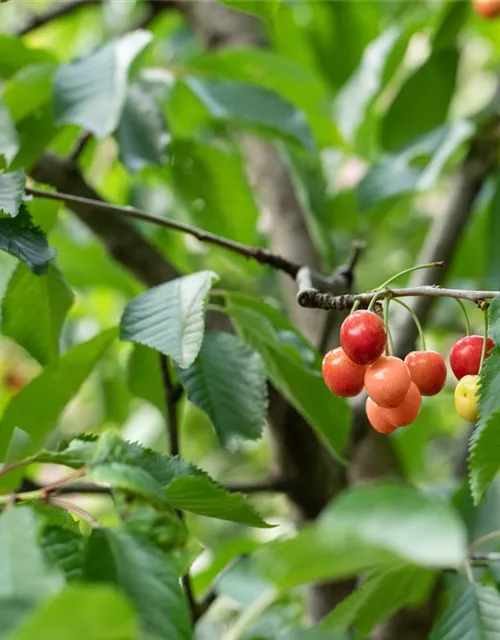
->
xmin=17 ymin=0 xmax=102 ymax=36
xmin=224 ymin=477 xmax=289 ymax=494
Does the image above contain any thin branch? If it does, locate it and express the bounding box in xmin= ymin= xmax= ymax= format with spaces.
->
xmin=25 ymin=186 xmax=301 ymax=279
xmin=224 ymin=477 xmax=289 ymax=494
xmin=298 ymin=286 xmax=500 ymax=311
xmin=17 ymin=0 xmax=101 ymax=36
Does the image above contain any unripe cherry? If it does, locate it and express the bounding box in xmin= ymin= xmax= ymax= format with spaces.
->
xmin=321 ymin=347 xmax=366 ymax=397
xmin=380 ymin=382 xmax=422 ymax=427
xmin=404 ymin=351 xmax=447 ymax=396
xmin=340 ymin=310 xmax=387 ymax=366
xmin=365 ymin=356 xmax=411 ymax=408
xmin=366 ymin=398 xmax=398 ymax=434
xmin=449 ymin=335 xmax=495 ymax=380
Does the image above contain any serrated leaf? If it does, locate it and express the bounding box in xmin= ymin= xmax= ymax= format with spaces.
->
xmin=1 ymin=263 xmax=74 ymax=365
xmin=322 ymin=565 xmax=435 ymax=638
xmin=177 ymin=331 xmax=267 ymax=445
xmin=12 ymin=586 xmax=138 ymax=640
xmin=429 ymin=585 xmax=500 ymax=640
xmin=0 ymin=170 xmax=25 ymax=217
xmin=259 ymin=483 xmax=467 ymax=588
xmin=40 ymin=526 xmax=86 ymax=582
xmin=0 ymin=204 xmax=56 ymax=274
xmin=0 ymin=507 xmax=62 ymax=599
xmin=0 ymin=329 xmax=117 ymax=479
xmin=225 ymin=294 xmax=350 ymax=462
xmin=89 ymin=463 xmax=170 ymax=509
xmin=116 ymin=81 xmax=168 ymax=172
xmin=127 ymin=344 xmax=164 ymax=412
xmin=120 ymin=270 xmax=218 ymax=369
xmin=31 ymin=436 xmax=98 ymax=470
xmin=54 ymin=31 xmax=152 ymax=137
xmin=381 ymin=48 xmax=459 ymax=151
xmin=84 ymin=528 xmax=191 ymax=640
xmin=183 ymin=77 xmax=315 ymax=153
xmin=0 ymin=101 xmax=18 ymax=169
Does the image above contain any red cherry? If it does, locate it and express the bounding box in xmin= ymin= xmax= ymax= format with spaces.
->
xmin=473 ymin=0 xmax=500 ymax=19
xmin=321 ymin=347 xmax=366 ymax=397
xmin=366 ymin=398 xmax=398 ymax=434
xmin=381 ymin=382 xmax=422 ymax=427
xmin=404 ymin=351 xmax=447 ymax=396
xmin=364 ymin=356 xmax=411 ymax=408
xmin=449 ymin=335 xmax=495 ymax=380
xmin=340 ymin=311 xmax=387 ymax=366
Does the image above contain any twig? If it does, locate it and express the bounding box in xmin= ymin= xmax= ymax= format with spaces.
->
xmin=25 ymin=187 xmax=301 ymax=279
xmin=17 ymin=0 xmax=101 ymax=36
xmin=297 ymin=286 xmax=500 ymax=311
xmin=224 ymin=477 xmax=289 ymax=494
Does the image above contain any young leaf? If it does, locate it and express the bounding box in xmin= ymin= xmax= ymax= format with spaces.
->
xmin=54 ymin=31 xmax=152 ymax=138
xmin=0 ymin=170 xmax=25 ymax=216
xmin=258 ymin=483 xmax=467 ymax=588
xmin=183 ymin=77 xmax=315 ymax=153
xmin=12 ymin=586 xmax=139 ymax=640
xmin=0 ymin=204 xmax=56 ymax=274
xmin=1 ymin=263 xmax=74 ymax=365
xmin=0 ymin=329 xmax=117 ymax=473
xmin=0 ymin=100 xmax=18 ymax=169
xmin=429 ymin=585 xmax=500 ymax=640
xmin=0 ymin=507 xmax=62 ymax=599
xmin=120 ymin=270 xmax=218 ymax=369
xmin=84 ymin=528 xmax=191 ymax=640
xmin=176 ymin=331 xmax=267 ymax=445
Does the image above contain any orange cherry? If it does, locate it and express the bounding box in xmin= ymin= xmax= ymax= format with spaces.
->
xmin=364 ymin=356 xmax=411 ymax=408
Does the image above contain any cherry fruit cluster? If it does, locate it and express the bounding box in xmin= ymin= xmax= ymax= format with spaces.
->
xmin=322 ymin=310 xmax=493 ymax=434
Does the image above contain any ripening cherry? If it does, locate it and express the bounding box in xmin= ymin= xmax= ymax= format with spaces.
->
xmin=321 ymin=347 xmax=366 ymax=397
xmin=380 ymin=382 xmax=422 ymax=428
xmin=366 ymin=398 xmax=398 ymax=434
xmin=473 ymin=0 xmax=500 ymax=19
xmin=449 ymin=335 xmax=495 ymax=380
xmin=454 ymin=374 xmax=480 ymax=422
xmin=365 ymin=356 xmax=411 ymax=408
xmin=340 ymin=310 xmax=387 ymax=366
xmin=404 ymin=351 xmax=447 ymax=396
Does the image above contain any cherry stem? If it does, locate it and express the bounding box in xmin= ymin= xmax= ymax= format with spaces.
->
xmin=383 ymin=298 xmax=391 ymax=356
xmin=393 ymin=299 xmax=427 ymax=351
xmin=469 ymin=529 xmax=500 ymax=554
xmin=479 ymin=308 xmax=489 ymax=373
xmin=376 ymin=262 xmax=445 ymax=291
xmin=455 ymin=298 xmax=471 ymax=337
xmin=350 ymin=300 xmax=362 ymax=314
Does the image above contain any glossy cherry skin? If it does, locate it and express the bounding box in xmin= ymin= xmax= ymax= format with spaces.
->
xmin=404 ymin=351 xmax=447 ymax=396
xmin=473 ymin=0 xmax=500 ymax=18
xmin=366 ymin=398 xmax=398 ymax=434
xmin=321 ymin=347 xmax=366 ymax=397
xmin=381 ymin=382 xmax=422 ymax=428
xmin=454 ymin=375 xmax=480 ymax=422
xmin=365 ymin=356 xmax=411 ymax=408
xmin=340 ymin=311 xmax=387 ymax=366
xmin=449 ymin=335 xmax=495 ymax=380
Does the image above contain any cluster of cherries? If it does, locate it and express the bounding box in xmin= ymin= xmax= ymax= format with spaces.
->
xmin=322 ymin=310 xmax=493 ymax=434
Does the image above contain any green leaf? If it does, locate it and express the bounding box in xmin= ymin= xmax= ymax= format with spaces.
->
xmin=259 ymin=483 xmax=467 ymax=588
xmin=31 ymin=435 xmax=98 ymax=470
xmin=225 ymin=294 xmax=350 ymax=462
xmin=0 ymin=507 xmax=62 ymax=599
xmin=116 ymin=81 xmax=168 ymax=172
xmin=54 ymin=31 xmax=152 ymax=137
xmin=12 ymin=585 xmax=139 ymax=640
xmin=0 ymin=101 xmax=18 ymax=169
xmin=120 ymin=270 xmax=218 ymax=369
xmin=4 ymin=429 xmax=31 ymax=467
xmin=1 ymin=263 xmax=74 ymax=365
xmin=127 ymin=343 xmax=164 ymax=412
xmin=0 ymin=170 xmax=25 ymax=217
xmin=0 ymin=36 xmax=55 ymax=78
xmin=0 ymin=204 xmax=56 ymax=274
xmin=219 ymin=0 xmax=281 ymax=22
xmin=3 ymin=64 xmax=56 ymax=125
xmin=182 ymin=77 xmax=315 ymax=153
xmin=40 ymin=526 xmax=86 ymax=582
xmin=0 ymin=329 xmax=117 ymax=470
xmin=322 ymin=565 xmax=435 ymax=638
xmin=177 ymin=331 xmax=267 ymax=445
xmin=165 ymin=476 xmax=271 ymax=528
xmin=429 ymin=585 xmax=500 ymax=640
xmin=84 ymin=528 xmax=191 ymax=640
xmin=0 ymin=599 xmax=35 ymax=640
xmin=381 ymin=48 xmax=459 ymax=151
xmin=359 ymin=121 xmax=474 ymax=210
xmin=486 ymin=180 xmax=500 ymax=289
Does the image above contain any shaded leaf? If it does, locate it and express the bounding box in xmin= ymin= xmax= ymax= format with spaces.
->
xmin=127 ymin=344 xmax=164 ymax=412
xmin=0 ymin=170 xmax=25 ymax=217
xmin=84 ymin=528 xmax=191 ymax=640
xmin=0 ymin=101 xmax=18 ymax=169
xmin=1 ymin=263 xmax=74 ymax=365
xmin=0 ymin=598 xmax=35 ymax=640
xmin=54 ymin=31 xmax=152 ymax=137
xmin=177 ymin=331 xmax=267 ymax=445
xmin=120 ymin=270 xmax=218 ymax=369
